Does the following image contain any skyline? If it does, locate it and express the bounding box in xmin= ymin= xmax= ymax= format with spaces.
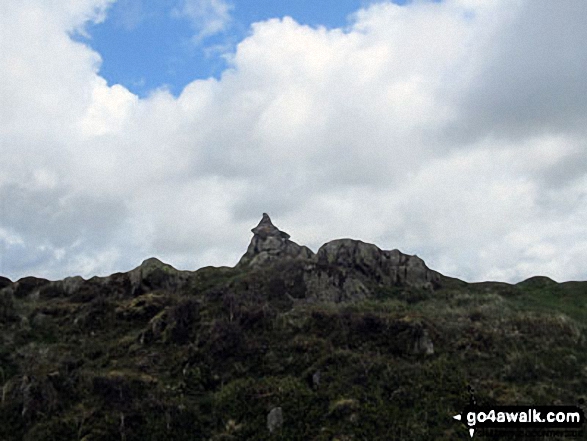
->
xmin=1 ymin=0 xmax=586 ymax=284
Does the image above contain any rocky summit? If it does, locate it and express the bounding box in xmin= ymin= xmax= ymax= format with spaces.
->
xmin=236 ymin=213 xmax=442 ymax=302
xmin=0 ymin=214 xmax=586 ymax=440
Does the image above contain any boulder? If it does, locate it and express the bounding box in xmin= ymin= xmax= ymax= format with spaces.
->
xmin=267 ymin=407 xmax=283 ymax=433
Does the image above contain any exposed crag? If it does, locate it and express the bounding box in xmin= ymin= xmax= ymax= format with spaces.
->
xmin=236 ymin=213 xmax=315 ymax=268
xmin=235 ymin=214 xmax=442 ymax=303
xmin=316 ymin=238 xmax=441 ymax=289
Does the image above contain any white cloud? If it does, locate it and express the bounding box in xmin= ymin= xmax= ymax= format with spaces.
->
xmin=172 ymin=0 xmax=233 ymax=43
xmin=1 ymin=0 xmax=586 ymax=284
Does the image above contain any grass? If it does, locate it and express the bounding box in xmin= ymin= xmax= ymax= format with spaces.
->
xmin=0 ymin=268 xmax=586 ymax=440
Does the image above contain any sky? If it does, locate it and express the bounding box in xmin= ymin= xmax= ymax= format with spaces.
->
xmin=74 ymin=0 xmax=400 ymax=97
xmin=1 ymin=0 xmax=586 ymax=284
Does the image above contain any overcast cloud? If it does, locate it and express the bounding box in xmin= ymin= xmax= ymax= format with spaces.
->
xmin=1 ymin=0 xmax=586 ymax=283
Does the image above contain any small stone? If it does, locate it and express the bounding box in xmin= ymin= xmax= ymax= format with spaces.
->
xmin=312 ymin=370 xmax=321 ymax=389
xmin=267 ymin=407 xmax=283 ymax=433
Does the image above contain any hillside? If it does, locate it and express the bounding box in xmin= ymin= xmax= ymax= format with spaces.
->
xmin=0 ymin=214 xmax=586 ymax=440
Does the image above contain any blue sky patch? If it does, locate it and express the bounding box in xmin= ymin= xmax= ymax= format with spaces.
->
xmin=75 ymin=0 xmax=415 ymax=97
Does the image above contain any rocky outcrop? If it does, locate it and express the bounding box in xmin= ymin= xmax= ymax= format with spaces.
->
xmin=1 ymin=214 xmax=442 ymax=309
xmin=4 ymin=258 xmax=193 ymax=303
xmin=73 ymin=258 xmax=191 ymax=300
xmin=0 ymin=276 xmax=12 ymax=290
xmin=236 ymin=213 xmax=315 ymax=269
xmin=127 ymin=257 xmax=191 ymax=295
xmin=1 ymin=275 xmax=89 ymax=301
xmin=316 ymin=239 xmax=441 ymax=289
xmin=299 ymin=238 xmax=441 ymax=302
xmin=60 ymin=276 xmax=85 ymax=295
xmin=302 ymin=265 xmax=370 ymax=303
xmin=10 ymin=277 xmax=50 ymax=299
xmin=232 ymin=214 xmax=443 ymax=303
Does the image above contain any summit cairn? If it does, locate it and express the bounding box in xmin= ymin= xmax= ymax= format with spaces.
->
xmin=236 ymin=213 xmax=315 ymax=268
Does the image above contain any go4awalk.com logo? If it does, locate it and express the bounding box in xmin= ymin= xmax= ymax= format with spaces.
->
xmin=453 ymin=405 xmax=585 ymax=438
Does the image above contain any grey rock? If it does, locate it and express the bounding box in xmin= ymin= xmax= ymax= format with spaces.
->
xmin=413 ymin=329 xmax=434 ymax=355
xmin=234 ymin=215 xmax=442 ymax=303
xmin=302 ymin=265 xmax=370 ymax=303
xmin=128 ymin=257 xmax=191 ymax=296
xmin=139 ymin=298 xmax=200 ymax=345
xmin=12 ymin=277 xmax=50 ymax=299
xmin=267 ymin=406 xmax=283 ymax=433
xmin=38 ymin=278 xmax=85 ymax=300
xmin=237 ymin=213 xmax=315 ymax=269
xmin=62 ymin=276 xmax=85 ymax=295
xmin=312 ymin=370 xmax=321 ymax=389
xmin=316 ymin=239 xmax=440 ymax=289
xmin=74 ymin=258 xmax=192 ymax=300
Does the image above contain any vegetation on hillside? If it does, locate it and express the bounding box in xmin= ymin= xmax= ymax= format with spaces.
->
xmin=0 ymin=263 xmax=586 ymax=440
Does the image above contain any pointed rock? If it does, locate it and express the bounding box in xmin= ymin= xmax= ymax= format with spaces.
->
xmin=236 ymin=213 xmax=315 ymax=268
xmin=252 ymin=213 xmax=290 ymax=240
